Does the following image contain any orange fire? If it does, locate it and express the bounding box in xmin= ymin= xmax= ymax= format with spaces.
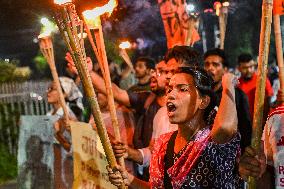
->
xmin=214 ymin=2 xmax=222 ymax=16
xmin=82 ymin=0 xmax=118 ymax=19
xmin=54 ymin=0 xmax=72 ymax=5
xmin=222 ymin=2 xmax=230 ymax=7
xmin=119 ymin=41 xmax=131 ymax=49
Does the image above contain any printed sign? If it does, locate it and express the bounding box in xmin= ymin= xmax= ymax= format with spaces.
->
xmin=157 ymin=0 xmax=200 ymax=48
xmin=18 ymin=116 xmax=56 ymax=189
xmin=70 ymin=121 xmax=116 ymax=189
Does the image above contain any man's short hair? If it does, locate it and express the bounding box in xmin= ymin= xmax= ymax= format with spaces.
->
xmin=164 ymin=45 xmax=201 ymax=67
xmin=136 ymin=57 xmax=155 ymax=70
xmin=238 ymin=53 xmax=253 ymax=65
xmin=204 ymin=48 xmax=229 ymax=68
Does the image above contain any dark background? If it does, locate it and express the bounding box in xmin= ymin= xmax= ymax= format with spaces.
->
xmin=0 ymin=0 xmax=271 ymax=79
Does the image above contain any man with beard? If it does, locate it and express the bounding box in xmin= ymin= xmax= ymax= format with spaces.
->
xmin=127 ymin=57 xmax=155 ymax=93
xmin=112 ymin=60 xmax=169 ymax=180
xmin=112 ymin=46 xmax=205 ymax=180
xmin=204 ymin=48 xmax=252 ymax=152
xmin=238 ymin=53 xmax=273 ymax=122
xmin=75 ymin=60 xmax=166 ymax=179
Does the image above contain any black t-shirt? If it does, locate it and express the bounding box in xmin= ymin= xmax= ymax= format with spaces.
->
xmin=127 ymin=81 xmax=151 ymax=93
xmin=215 ymin=87 xmax=252 ymax=152
xmin=127 ymin=91 xmax=161 ymax=148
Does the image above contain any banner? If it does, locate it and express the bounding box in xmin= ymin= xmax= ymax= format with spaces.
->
xmin=18 ymin=115 xmax=56 ymax=189
xmin=157 ymin=0 xmax=200 ymax=48
xmin=274 ymin=0 xmax=284 ymax=15
xmin=70 ymin=121 xmax=116 ymax=189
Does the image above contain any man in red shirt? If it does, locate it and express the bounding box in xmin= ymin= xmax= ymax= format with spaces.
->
xmin=237 ymin=53 xmax=273 ymax=122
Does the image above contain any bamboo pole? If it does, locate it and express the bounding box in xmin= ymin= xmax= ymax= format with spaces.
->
xmin=53 ymin=4 xmax=126 ymax=189
xmin=119 ymin=48 xmax=134 ymax=72
xmin=38 ymin=36 xmax=69 ymax=121
xmin=93 ymin=17 xmax=126 ymax=169
xmin=81 ymin=15 xmax=126 ymax=169
xmin=185 ymin=16 xmax=195 ymax=46
xmin=248 ymin=0 xmax=273 ymax=188
xmin=219 ymin=6 xmax=228 ymax=49
xmin=38 ymin=36 xmax=71 ymax=151
xmin=274 ymin=15 xmax=284 ymax=92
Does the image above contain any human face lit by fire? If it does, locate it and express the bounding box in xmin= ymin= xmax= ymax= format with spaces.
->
xmin=204 ymin=55 xmax=227 ymax=83
xmin=238 ymin=60 xmax=256 ymax=79
xmin=166 ymin=73 xmax=204 ymax=124
xmin=135 ymin=61 xmax=149 ymax=79
xmin=150 ymin=61 xmax=168 ymax=93
xmin=165 ymin=58 xmax=190 ymax=85
xmin=47 ymin=82 xmax=60 ymax=104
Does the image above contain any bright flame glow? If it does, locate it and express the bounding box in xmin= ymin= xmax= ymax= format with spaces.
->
xmin=38 ymin=33 xmax=51 ymax=39
xmin=214 ymin=2 xmax=222 ymax=16
xmin=186 ymin=4 xmax=195 ymax=12
xmin=54 ymin=0 xmax=72 ymax=5
xmin=41 ymin=18 xmax=50 ymax=26
xmin=222 ymin=2 xmax=230 ymax=7
xmin=82 ymin=0 xmax=118 ymax=19
xmin=39 ymin=17 xmax=57 ymax=38
xmin=119 ymin=41 xmax=131 ymax=49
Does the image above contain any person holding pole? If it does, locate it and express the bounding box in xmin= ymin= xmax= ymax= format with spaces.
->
xmin=203 ymin=48 xmax=252 ymax=153
xmin=237 ymin=53 xmax=274 ymax=122
xmin=107 ymin=67 xmax=241 ymax=188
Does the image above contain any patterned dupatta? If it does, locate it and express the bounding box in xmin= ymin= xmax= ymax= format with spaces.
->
xmin=150 ymin=128 xmax=211 ymax=189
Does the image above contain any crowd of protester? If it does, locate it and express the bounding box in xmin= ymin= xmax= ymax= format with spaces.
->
xmin=48 ymin=45 xmax=284 ymax=188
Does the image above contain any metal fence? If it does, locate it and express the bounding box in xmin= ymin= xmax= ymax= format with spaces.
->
xmin=0 ymin=81 xmax=51 ymax=155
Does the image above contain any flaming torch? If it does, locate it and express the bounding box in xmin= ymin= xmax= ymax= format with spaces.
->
xmin=82 ymin=0 xmax=127 ymax=170
xmin=52 ymin=1 xmax=125 ymax=186
xmin=38 ymin=20 xmax=70 ymax=151
xmin=119 ymin=41 xmax=134 ymax=71
xmin=248 ymin=0 xmax=273 ymax=188
xmin=215 ymin=1 xmax=229 ymax=49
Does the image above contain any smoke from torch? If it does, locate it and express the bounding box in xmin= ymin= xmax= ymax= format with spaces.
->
xmin=119 ymin=41 xmax=134 ymax=71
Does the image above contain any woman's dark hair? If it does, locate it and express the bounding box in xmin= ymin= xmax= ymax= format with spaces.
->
xmin=164 ymin=46 xmax=202 ymax=67
xmin=178 ymin=66 xmax=217 ymax=125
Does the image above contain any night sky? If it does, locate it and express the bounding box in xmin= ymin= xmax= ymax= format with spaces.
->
xmin=0 ymin=0 xmax=261 ymax=74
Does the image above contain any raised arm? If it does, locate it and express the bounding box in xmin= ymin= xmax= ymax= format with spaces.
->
xmin=66 ymin=55 xmax=131 ymax=107
xmin=211 ymin=73 xmax=238 ymax=144
xmin=89 ymin=71 xmax=130 ymax=107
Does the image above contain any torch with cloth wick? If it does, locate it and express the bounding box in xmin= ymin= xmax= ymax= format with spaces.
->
xmin=38 ymin=19 xmax=71 ymax=151
xmin=52 ymin=1 xmax=126 ymax=187
xmin=81 ymin=0 xmax=127 ymax=171
xmin=214 ymin=1 xmax=229 ymax=49
xmin=119 ymin=41 xmax=134 ymax=72
xmin=185 ymin=3 xmax=200 ymax=46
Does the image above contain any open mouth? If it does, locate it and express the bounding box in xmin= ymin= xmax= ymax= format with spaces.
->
xmin=167 ymin=102 xmax=176 ymax=113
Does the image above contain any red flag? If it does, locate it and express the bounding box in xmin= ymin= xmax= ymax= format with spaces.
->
xmin=157 ymin=0 xmax=200 ymax=48
xmin=273 ymin=0 xmax=284 ymax=15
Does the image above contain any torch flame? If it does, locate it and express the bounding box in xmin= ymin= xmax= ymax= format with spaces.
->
xmin=54 ymin=0 xmax=72 ymax=5
xmin=214 ymin=2 xmax=222 ymax=16
xmin=222 ymin=2 xmax=230 ymax=7
xmin=82 ymin=0 xmax=118 ymax=19
xmin=119 ymin=41 xmax=131 ymax=49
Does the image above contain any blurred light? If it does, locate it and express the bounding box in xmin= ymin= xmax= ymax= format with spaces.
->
xmin=186 ymin=4 xmax=195 ymax=12
xmin=39 ymin=17 xmax=58 ymax=37
xmin=40 ymin=18 xmax=50 ymax=27
xmin=119 ymin=41 xmax=131 ymax=49
xmin=82 ymin=0 xmax=118 ymax=19
xmin=222 ymin=2 xmax=230 ymax=7
xmin=204 ymin=9 xmax=213 ymax=13
xmin=54 ymin=0 xmax=72 ymax=5
xmin=5 ymin=59 xmax=9 ymax=62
